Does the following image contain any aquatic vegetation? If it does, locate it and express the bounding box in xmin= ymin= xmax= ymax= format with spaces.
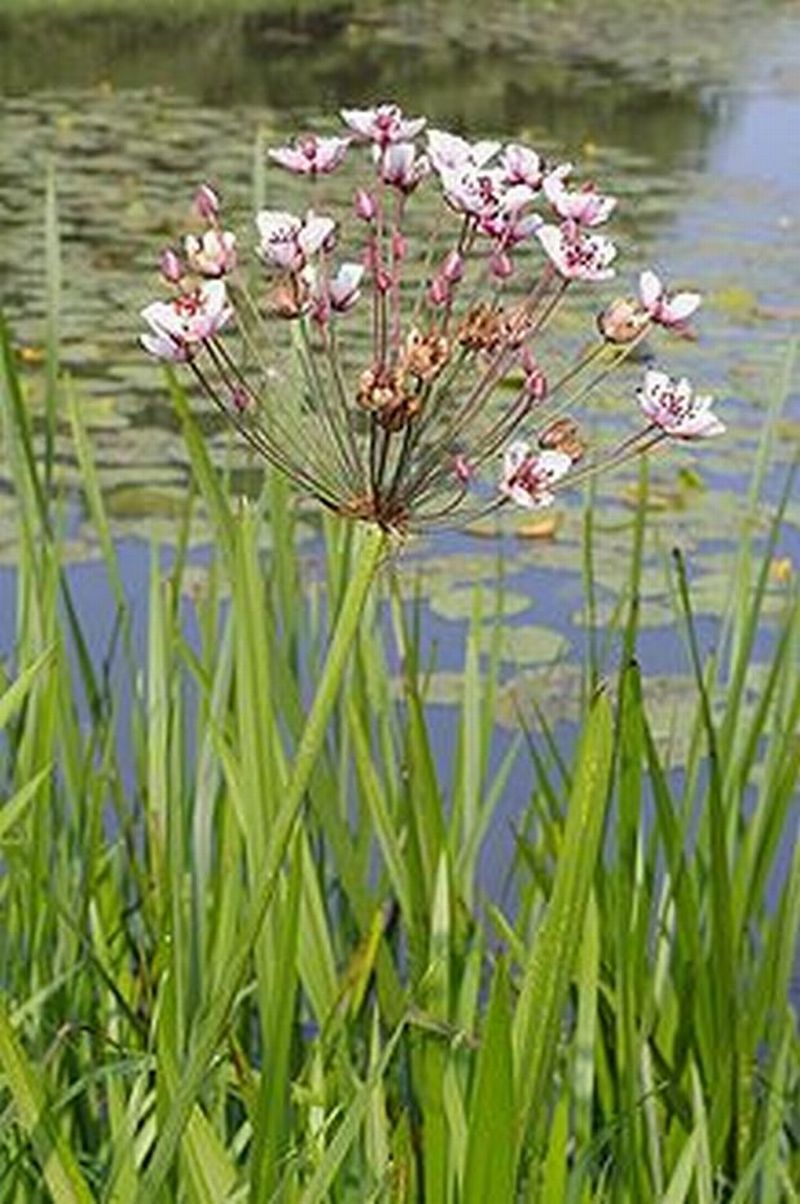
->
xmin=140 ymin=103 xmax=722 ymax=534
xmin=1 ymin=320 xmax=798 ymax=1198
xmin=0 ymin=71 xmax=796 ymax=1203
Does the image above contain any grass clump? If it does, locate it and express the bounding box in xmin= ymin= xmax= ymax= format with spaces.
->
xmin=0 ymin=304 xmax=798 ymax=1200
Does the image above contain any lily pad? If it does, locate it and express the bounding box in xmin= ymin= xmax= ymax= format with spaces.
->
xmin=428 ymin=587 xmax=532 ymax=623
xmin=487 ymin=623 xmax=568 ymax=665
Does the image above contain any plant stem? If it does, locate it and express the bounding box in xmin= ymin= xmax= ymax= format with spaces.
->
xmin=136 ymin=521 xmax=388 ymax=1204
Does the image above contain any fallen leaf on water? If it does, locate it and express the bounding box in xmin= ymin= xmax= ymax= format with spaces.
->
xmin=621 ymin=483 xmax=684 ymax=511
xmin=516 ymin=513 xmax=562 ymax=540
xmin=770 ymin=557 xmax=793 ymax=584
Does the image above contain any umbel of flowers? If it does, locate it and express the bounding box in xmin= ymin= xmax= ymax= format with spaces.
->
xmin=140 ymin=103 xmax=724 ymax=533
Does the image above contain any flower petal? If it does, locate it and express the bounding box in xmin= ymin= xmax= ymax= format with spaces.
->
xmin=639 ymin=269 xmax=662 ymax=310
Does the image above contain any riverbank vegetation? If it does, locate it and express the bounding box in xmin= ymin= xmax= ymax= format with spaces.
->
xmin=1 ymin=287 xmax=798 ymax=1197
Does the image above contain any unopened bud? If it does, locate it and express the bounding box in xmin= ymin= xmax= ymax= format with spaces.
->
xmin=521 ymin=349 xmax=548 ymax=402
xmin=391 ymin=230 xmax=407 ymax=262
xmin=490 ymin=250 xmax=514 ymax=280
xmin=427 ymin=275 xmax=450 ymax=307
xmin=441 ymin=250 xmax=464 ymax=284
xmin=194 ymin=183 xmax=220 ymax=222
xmin=159 ymin=247 xmax=184 ymax=284
xmin=354 ymin=188 xmax=377 ymax=222
xmin=231 ymin=385 xmax=251 ymax=413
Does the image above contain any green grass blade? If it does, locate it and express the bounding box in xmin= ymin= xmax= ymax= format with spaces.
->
xmin=512 ymin=692 xmax=614 ymax=1164
xmin=0 ymin=1001 xmax=94 ymax=1203
xmin=463 ymin=959 xmax=515 ymax=1204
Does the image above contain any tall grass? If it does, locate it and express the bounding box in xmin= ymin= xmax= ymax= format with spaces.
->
xmin=0 ymin=307 xmax=798 ymax=1200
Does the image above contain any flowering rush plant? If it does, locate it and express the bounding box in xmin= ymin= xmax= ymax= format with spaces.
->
xmin=140 ymin=102 xmax=724 ymax=534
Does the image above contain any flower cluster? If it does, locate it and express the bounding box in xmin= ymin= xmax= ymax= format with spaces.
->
xmin=140 ymin=102 xmax=723 ymax=532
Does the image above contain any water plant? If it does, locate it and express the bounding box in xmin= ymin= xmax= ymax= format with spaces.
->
xmin=140 ymin=103 xmax=722 ymax=535
xmin=0 ymin=107 xmax=796 ymax=1204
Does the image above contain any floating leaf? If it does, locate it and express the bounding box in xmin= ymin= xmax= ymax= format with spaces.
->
xmin=428 ymin=587 xmax=532 ymax=623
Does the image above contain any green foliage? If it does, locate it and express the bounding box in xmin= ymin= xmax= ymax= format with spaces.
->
xmin=0 ymin=316 xmax=797 ymax=1201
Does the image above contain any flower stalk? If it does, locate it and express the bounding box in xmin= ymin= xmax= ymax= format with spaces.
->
xmin=135 ymin=520 xmax=388 ymax=1202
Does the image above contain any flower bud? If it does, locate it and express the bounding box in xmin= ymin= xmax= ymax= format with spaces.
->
xmin=354 ymin=188 xmax=377 ymax=222
xmin=427 ymin=275 xmax=450 ymax=307
xmin=490 ymin=250 xmax=514 ymax=280
xmin=391 ymin=230 xmax=407 ymax=262
xmin=231 ymin=385 xmax=251 ymax=413
xmin=441 ymin=250 xmax=464 ymax=284
xmin=194 ymin=183 xmax=220 ymax=222
xmin=521 ymin=348 xmax=548 ymax=402
xmin=159 ymin=247 xmax=184 ymax=284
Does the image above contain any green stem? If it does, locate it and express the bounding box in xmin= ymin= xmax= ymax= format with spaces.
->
xmin=136 ymin=522 xmax=387 ymax=1204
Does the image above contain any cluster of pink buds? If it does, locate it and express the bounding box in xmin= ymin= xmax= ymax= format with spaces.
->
xmin=139 ymin=103 xmax=723 ymax=532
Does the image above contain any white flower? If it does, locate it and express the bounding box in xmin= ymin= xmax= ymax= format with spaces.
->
xmin=328 ymin=262 xmax=365 ymax=313
xmin=537 ymin=223 xmax=617 ymax=281
xmin=427 ymin=129 xmax=500 ymax=175
xmin=639 ymin=270 xmax=701 ymax=328
xmin=543 ymin=174 xmax=616 ymax=227
xmin=140 ymin=279 xmax=232 ymax=361
xmin=256 ymin=209 xmax=336 ymax=271
xmin=341 ymin=103 xmax=425 ymax=147
xmin=500 ymin=441 xmax=572 ymax=508
xmin=302 ymin=262 xmax=365 ymax=322
xmin=378 ymin=142 xmax=430 ymax=193
xmin=269 ymin=134 xmax=351 ymax=175
xmin=439 ymin=165 xmax=506 ymax=218
xmin=479 ymin=184 xmax=542 ymax=245
xmin=637 ymin=369 xmax=724 ymax=439
xmin=184 ymin=228 xmax=237 ymax=277
xmin=501 ymin=143 xmax=545 ymax=189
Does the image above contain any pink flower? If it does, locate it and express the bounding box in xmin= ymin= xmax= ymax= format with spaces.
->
xmin=543 ymin=175 xmax=616 ymax=227
xmin=140 ymin=279 xmax=232 ymax=361
xmin=501 ymin=143 xmax=545 ymax=189
xmin=537 ymin=224 xmax=617 ymax=281
xmin=341 ymin=103 xmax=425 ymax=147
xmin=637 ymin=370 xmax=724 ymax=439
xmin=439 ymin=165 xmax=505 ymax=218
xmin=639 ymin=269 xmax=702 ymax=328
xmin=327 ymin=262 xmax=365 ymax=313
xmin=500 ymin=442 xmax=571 ymax=508
xmin=427 ymin=129 xmax=500 ymax=174
xmin=269 ymin=134 xmax=351 ymax=176
xmin=378 ymin=142 xmax=430 ymax=193
xmin=304 ymin=262 xmax=365 ymax=323
xmin=256 ymin=209 xmax=336 ymax=271
xmin=194 ymin=184 xmax=220 ymax=222
xmin=184 ymin=228 xmax=237 ymax=277
xmin=479 ymin=183 xmax=541 ymax=245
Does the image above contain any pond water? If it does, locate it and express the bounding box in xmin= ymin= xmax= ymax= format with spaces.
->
xmin=0 ymin=0 xmax=798 ymax=760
